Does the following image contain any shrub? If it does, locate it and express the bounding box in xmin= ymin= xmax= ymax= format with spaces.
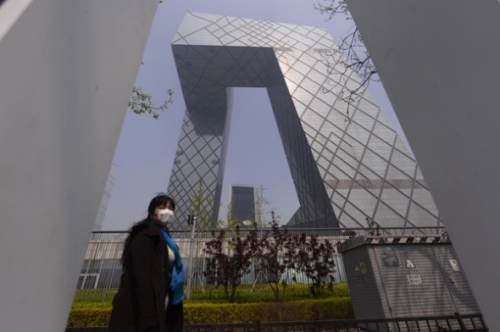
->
xmin=73 ymin=288 xmax=117 ymax=303
xmin=292 ymin=234 xmax=337 ymax=298
xmin=67 ymin=307 xmax=112 ymax=327
xmin=67 ymin=298 xmax=354 ymax=327
xmin=204 ymin=221 xmax=344 ymax=302
xmin=258 ymin=219 xmax=295 ymax=302
xmin=203 ymin=226 xmax=260 ymax=302
xmin=184 ymin=282 xmax=349 ymax=303
xmin=342 ymin=230 xmax=357 ymax=238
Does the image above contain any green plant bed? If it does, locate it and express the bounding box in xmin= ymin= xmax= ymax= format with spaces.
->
xmin=184 ymin=298 xmax=354 ymax=324
xmin=185 ymin=282 xmax=350 ymax=303
xmin=68 ymin=307 xmax=112 ymax=327
xmin=72 ymin=282 xmax=349 ymax=305
xmin=68 ymin=297 xmax=354 ymax=327
xmin=71 ymin=283 xmax=350 ymax=309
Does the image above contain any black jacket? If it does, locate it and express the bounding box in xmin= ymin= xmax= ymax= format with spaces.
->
xmin=109 ymin=221 xmax=183 ymax=332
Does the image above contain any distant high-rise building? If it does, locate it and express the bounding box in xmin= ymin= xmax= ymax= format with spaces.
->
xmin=229 ymin=185 xmax=256 ymax=223
xmin=167 ymin=12 xmax=443 ymax=230
xmin=93 ymin=164 xmax=118 ymax=231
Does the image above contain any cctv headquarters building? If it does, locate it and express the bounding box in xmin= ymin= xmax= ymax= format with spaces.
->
xmin=166 ymin=12 xmax=443 ymax=230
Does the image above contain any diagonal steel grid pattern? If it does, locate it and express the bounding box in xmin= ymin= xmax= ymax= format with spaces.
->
xmin=167 ymin=12 xmax=444 ymax=230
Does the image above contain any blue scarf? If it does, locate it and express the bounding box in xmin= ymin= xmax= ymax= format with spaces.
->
xmin=149 ymin=220 xmax=184 ymax=305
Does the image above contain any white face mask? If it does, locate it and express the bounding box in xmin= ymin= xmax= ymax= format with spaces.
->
xmin=157 ymin=208 xmax=174 ymax=225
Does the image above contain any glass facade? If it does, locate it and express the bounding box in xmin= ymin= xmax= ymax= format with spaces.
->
xmin=167 ymin=12 xmax=443 ymax=229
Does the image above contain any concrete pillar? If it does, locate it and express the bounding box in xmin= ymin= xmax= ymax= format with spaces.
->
xmin=346 ymin=0 xmax=500 ymax=328
xmin=0 ymin=1 xmax=158 ymax=330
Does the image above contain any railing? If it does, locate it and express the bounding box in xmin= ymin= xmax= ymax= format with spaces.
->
xmin=66 ymin=313 xmax=487 ymax=332
xmin=165 ymin=226 xmax=447 ymax=239
xmin=73 ymin=227 xmax=447 ymax=303
xmin=89 ymin=226 xmax=446 ymax=238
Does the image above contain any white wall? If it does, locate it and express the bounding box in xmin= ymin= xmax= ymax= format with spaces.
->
xmin=0 ymin=0 xmax=157 ymax=330
xmin=346 ymin=0 xmax=500 ymax=329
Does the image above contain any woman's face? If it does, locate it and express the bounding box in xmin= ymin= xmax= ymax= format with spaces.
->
xmin=151 ymin=201 xmax=174 ymax=222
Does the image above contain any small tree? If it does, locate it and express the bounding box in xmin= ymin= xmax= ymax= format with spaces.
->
xmin=203 ymin=225 xmax=260 ymax=302
xmin=218 ymin=202 xmax=242 ymax=231
xmin=366 ymin=217 xmax=380 ymax=236
xmin=174 ymin=178 xmax=219 ymax=235
xmin=258 ymin=213 xmax=295 ymax=302
xmin=251 ymin=184 xmax=276 ymax=230
xmin=188 ymin=178 xmax=217 ymax=233
xmin=179 ymin=178 xmax=219 ymax=297
xmin=292 ymin=233 xmax=337 ymax=298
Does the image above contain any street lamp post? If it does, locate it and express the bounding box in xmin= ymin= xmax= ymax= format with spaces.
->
xmin=186 ymin=214 xmax=196 ymax=300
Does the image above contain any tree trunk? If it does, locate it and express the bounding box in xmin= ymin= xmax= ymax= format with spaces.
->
xmin=230 ymin=284 xmax=237 ymax=303
xmin=224 ymin=284 xmax=232 ymax=302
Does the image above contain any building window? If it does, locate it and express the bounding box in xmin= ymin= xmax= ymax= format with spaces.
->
xmin=77 ymin=259 xmax=103 ymax=289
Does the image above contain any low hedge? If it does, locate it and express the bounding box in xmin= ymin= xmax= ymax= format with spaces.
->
xmin=68 ymin=308 xmax=111 ymax=327
xmin=184 ymin=298 xmax=354 ymax=324
xmin=73 ymin=283 xmax=350 ymax=304
xmin=67 ymin=297 xmax=353 ymax=327
xmin=183 ymin=282 xmax=350 ymax=304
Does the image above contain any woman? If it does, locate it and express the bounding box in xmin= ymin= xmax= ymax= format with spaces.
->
xmin=109 ymin=194 xmax=184 ymax=332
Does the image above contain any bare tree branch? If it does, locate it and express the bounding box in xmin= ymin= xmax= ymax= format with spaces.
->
xmin=314 ymin=0 xmax=378 ymax=121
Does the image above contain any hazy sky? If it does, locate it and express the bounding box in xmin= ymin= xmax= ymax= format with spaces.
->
xmin=102 ymin=0 xmax=409 ymax=230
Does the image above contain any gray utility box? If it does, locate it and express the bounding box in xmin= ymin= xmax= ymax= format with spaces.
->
xmin=339 ymin=235 xmax=482 ymax=331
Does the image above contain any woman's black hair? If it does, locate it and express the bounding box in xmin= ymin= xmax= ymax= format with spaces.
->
xmin=146 ymin=193 xmax=175 ymax=219
xmin=121 ymin=193 xmax=175 ymax=266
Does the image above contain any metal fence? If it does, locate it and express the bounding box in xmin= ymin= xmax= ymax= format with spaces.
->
xmin=174 ymin=226 xmax=447 ymax=239
xmin=73 ymin=227 xmax=446 ymax=303
xmin=66 ymin=313 xmax=487 ymax=332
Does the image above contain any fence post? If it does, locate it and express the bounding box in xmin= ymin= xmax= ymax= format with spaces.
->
xmin=455 ymin=312 xmax=467 ymax=332
xmin=186 ymin=215 xmax=196 ymax=300
xmin=256 ymin=320 xmax=262 ymax=332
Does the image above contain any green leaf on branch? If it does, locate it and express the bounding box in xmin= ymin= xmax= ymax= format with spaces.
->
xmin=129 ymin=86 xmax=174 ymax=119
